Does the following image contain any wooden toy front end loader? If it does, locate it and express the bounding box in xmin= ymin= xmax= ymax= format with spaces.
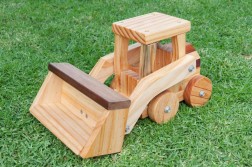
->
xmin=30 ymin=12 xmax=212 ymax=158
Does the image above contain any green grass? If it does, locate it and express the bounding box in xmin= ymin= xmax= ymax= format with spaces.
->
xmin=1 ymin=0 xmax=252 ymax=166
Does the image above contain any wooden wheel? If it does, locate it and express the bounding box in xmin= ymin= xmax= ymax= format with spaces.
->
xmin=148 ymin=91 xmax=179 ymax=124
xmin=184 ymin=75 xmax=212 ymax=107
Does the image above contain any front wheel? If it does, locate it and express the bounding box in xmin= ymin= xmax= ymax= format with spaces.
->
xmin=148 ymin=91 xmax=179 ymax=124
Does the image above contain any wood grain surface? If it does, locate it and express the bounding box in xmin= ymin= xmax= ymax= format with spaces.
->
xmin=113 ymin=12 xmax=191 ymax=44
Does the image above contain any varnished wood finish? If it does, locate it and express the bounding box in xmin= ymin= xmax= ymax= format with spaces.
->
xmin=30 ymin=72 xmax=130 ymax=158
xmin=48 ymin=63 xmax=130 ymax=110
xmin=184 ymin=75 xmax=212 ymax=107
xmin=128 ymin=42 xmax=198 ymax=73
xmin=89 ymin=42 xmax=197 ymax=81
xmin=140 ymin=107 xmax=148 ymax=119
xmin=113 ymin=34 xmax=129 ymax=91
xmin=120 ymin=70 xmax=139 ymax=96
xmin=154 ymin=43 xmax=172 ymax=71
xmin=126 ymin=55 xmax=197 ymax=133
xmin=30 ymin=12 xmax=213 ymax=158
xmin=30 ymin=72 xmax=63 ymax=108
xmin=89 ymin=53 xmax=114 ymax=83
xmin=154 ymin=42 xmax=197 ymax=71
xmin=127 ymin=43 xmax=141 ymax=65
xmin=141 ymin=66 xmax=200 ymax=119
xmin=148 ymin=91 xmax=179 ymax=124
xmin=172 ymin=33 xmax=186 ymax=60
xmin=157 ymin=42 xmax=195 ymax=54
xmin=80 ymin=108 xmax=128 ymax=158
xmin=89 ymin=42 xmax=141 ymax=84
xmin=139 ymin=43 xmax=157 ymax=78
xmin=165 ymin=51 xmax=201 ymax=98
xmin=113 ymin=12 xmax=191 ymax=44
xmin=168 ymin=68 xmax=201 ymax=101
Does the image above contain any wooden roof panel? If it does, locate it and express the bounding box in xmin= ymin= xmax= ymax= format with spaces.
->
xmin=113 ymin=12 xmax=191 ymax=44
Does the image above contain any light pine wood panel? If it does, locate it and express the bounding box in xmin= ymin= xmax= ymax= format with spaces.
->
xmin=60 ymin=94 xmax=97 ymax=130
xmin=127 ymin=43 xmax=141 ymax=65
xmin=57 ymin=102 xmax=93 ymax=136
xmin=30 ymin=72 xmax=52 ymax=109
xmin=80 ymin=108 xmax=128 ymax=158
xmin=172 ymin=33 xmax=186 ymax=60
xmin=120 ymin=70 xmax=130 ymax=96
xmin=155 ymin=43 xmax=173 ymax=71
xmin=128 ymin=71 xmax=139 ymax=95
xmin=31 ymin=105 xmax=83 ymax=155
xmin=30 ymin=72 xmax=63 ymax=108
xmin=139 ymin=43 xmax=157 ymax=78
xmin=176 ymin=91 xmax=185 ymax=102
xmin=62 ymin=82 xmax=106 ymax=121
xmin=113 ymin=12 xmax=190 ymax=44
xmin=45 ymin=104 xmax=88 ymax=145
xmin=120 ymin=70 xmax=139 ymax=96
xmin=89 ymin=53 xmax=114 ymax=83
xmin=113 ymin=34 xmax=129 ymax=91
xmin=31 ymin=79 xmax=129 ymax=158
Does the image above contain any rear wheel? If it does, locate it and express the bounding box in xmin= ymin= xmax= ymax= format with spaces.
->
xmin=184 ymin=75 xmax=212 ymax=107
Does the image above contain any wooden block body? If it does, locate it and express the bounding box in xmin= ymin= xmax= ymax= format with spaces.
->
xmin=126 ymin=54 xmax=198 ymax=133
xmin=90 ymin=42 xmax=200 ymax=120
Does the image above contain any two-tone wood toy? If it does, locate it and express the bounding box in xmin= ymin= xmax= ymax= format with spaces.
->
xmin=30 ymin=12 xmax=212 ymax=158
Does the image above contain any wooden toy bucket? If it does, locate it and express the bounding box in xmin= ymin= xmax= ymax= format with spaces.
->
xmin=30 ymin=63 xmax=130 ymax=158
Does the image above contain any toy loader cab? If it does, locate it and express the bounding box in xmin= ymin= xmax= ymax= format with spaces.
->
xmin=30 ymin=12 xmax=212 ymax=158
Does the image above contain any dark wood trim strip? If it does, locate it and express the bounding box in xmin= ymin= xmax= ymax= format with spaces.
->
xmin=48 ymin=63 xmax=131 ymax=110
xmin=196 ymin=59 xmax=200 ymax=68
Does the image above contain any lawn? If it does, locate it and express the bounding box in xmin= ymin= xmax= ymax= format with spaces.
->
xmin=0 ymin=0 xmax=252 ymax=166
